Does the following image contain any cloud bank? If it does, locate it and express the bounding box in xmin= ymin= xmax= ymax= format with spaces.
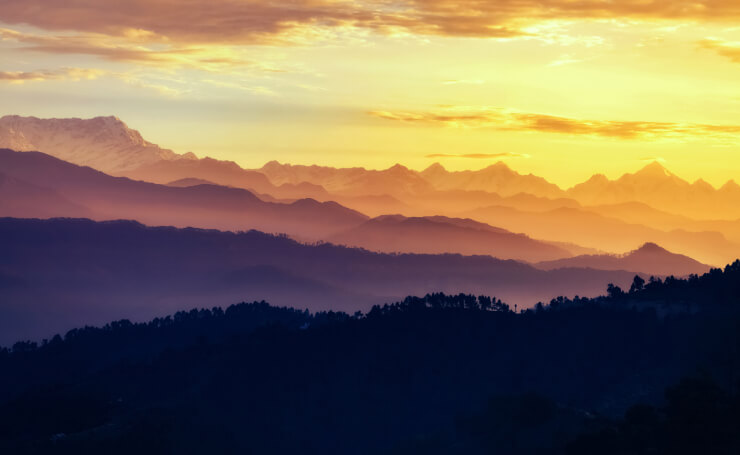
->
xmin=369 ymin=108 xmax=740 ymax=141
xmin=1 ymin=1 xmax=739 ymax=45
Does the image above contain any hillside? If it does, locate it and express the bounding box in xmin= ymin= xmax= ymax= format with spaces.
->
xmin=327 ymin=214 xmax=573 ymax=262
xmin=0 ymin=217 xmax=642 ymax=343
xmin=2 ymin=264 xmax=740 ymax=454
xmin=535 ymin=242 xmax=711 ymax=276
xmin=0 ymin=173 xmax=93 ymax=219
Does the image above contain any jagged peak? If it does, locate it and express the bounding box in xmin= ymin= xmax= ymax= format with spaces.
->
xmin=385 ymin=163 xmax=412 ymax=174
xmin=481 ymin=161 xmax=513 ymax=172
xmin=423 ymin=162 xmax=446 ymax=173
xmin=633 ymin=161 xmax=672 ymax=178
xmin=261 ymin=160 xmax=284 ymax=169
xmin=632 ymin=242 xmax=669 ymax=255
xmin=720 ymin=179 xmax=740 ymax=191
xmin=581 ymin=173 xmax=609 ymax=184
xmin=0 ymin=114 xmax=188 ymax=172
xmin=691 ymin=178 xmax=715 ymax=191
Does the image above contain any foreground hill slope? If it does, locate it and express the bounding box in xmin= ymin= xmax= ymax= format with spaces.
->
xmin=1 ymin=263 xmax=739 ymax=454
xmin=0 ymin=217 xmax=640 ymax=343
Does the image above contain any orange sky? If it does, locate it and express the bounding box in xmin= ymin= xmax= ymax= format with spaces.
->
xmin=1 ymin=0 xmax=740 ymax=187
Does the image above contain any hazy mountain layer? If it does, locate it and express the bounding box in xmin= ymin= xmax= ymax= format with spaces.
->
xmin=0 ymin=149 xmax=367 ymax=240
xmin=462 ymin=204 xmax=740 ymax=266
xmin=535 ymin=242 xmax=711 ymax=277
xmin=0 ymin=217 xmax=641 ymax=343
xmin=123 ymin=156 xmax=329 ymax=200
xmin=327 ymin=214 xmax=573 ymax=262
xmin=5 ymin=115 xmax=740 ymax=264
xmin=568 ymin=162 xmax=740 ymax=219
xmin=0 ymin=173 xmax=92 ymax=219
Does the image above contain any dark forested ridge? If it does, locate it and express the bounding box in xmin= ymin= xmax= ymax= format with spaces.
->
xmin=2 ymin=263 xmax=740 ymax=454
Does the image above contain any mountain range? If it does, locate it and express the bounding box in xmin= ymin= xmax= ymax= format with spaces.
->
xmin=461 ymin=204 xmax=739 ymax=266
xmin=568 ymin=162 xmax=740 ymax=219
xmin=4 ymin=116 xmax=740 ymax=219
xmin=6 ymin=146 xmax=717 ymax=267
xmin=0 ymin=114 xmax=735 ymax=275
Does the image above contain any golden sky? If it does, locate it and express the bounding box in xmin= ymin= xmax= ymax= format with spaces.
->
xmin=2 ymin=0 xmax=740 ymax=187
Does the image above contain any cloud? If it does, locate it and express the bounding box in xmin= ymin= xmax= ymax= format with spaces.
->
xmin=369 ymin=107 xmax=740 ymax=141
xmin=0 ymin=28 xmax=257 ymax=71
xmin=548 ymin=54 xmax=582 ymax=67
xmin=0 ymin=67 xmax=104 ymax=83
xmin=442 ymin=79 xmax=485 ymax=85
xmin=426 ymin=152 xmax=530 ymax=159
xmin=2 ymin=1 xmax=740 ymax=45
xmin=699 ymin=38 xmax=740 ymax=63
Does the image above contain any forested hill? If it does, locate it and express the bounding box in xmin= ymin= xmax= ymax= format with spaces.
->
xmin=1 ymin=262 xmax=740 ymax=454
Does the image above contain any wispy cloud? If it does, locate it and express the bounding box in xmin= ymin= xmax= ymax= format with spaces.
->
xmin=0 ymin=28 xmax=258 ymax=71
xmin=699 ymin=38 xmax=740 ymax=63
xmin=369 ymin=107 xmax=740 ymax=141
xmin=442 ymin=79 xmax=485 ymax=85
xmin=0 ymin=67 xmax=104 ymax=83
xmin=202 ymin=79 xmax=277 ymax=96
xmin=426 ymin=152 xmax=530 ymax=159
xmin=547 ymin=54 xmax=582 ymax=67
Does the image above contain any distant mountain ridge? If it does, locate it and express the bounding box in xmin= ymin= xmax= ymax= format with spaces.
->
xmin=327 ymin=214 xmax=573 ymax=262
xmin=5 ymin=115 xmax=740 ymax=219
xmin=3 ymin=114 xmax=740 ymax=265
xmin=568 ymin=161 xmax=740 ymax=219
xmin=420 ymin=161 xmax=565 ymax=198
xmin=123 ymin=156 xmax=330 ymax=200
xmin=0 ymin=149 xmax=368 ymax=239
xmin=462 ymin=204 xmax=739 ymax=266
xmin=0 ymin=115 xmax=196 ymax=173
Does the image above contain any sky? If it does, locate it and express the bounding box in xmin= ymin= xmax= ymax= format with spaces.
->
xmin=2 ymin=0 xmax=740 ymax=188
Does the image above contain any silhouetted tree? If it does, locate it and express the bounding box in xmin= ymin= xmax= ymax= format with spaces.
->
xmin=629 ymin=275 xmax=646 ymax=293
